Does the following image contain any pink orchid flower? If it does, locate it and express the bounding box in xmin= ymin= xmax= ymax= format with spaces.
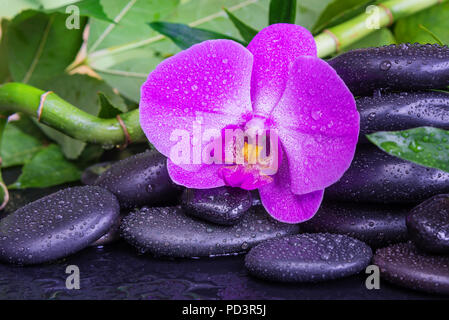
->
xmin=140 ymin=24 xmax=359 ymax=223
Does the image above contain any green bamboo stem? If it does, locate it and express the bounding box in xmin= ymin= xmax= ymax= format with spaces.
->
xmin=0 ymin=83 xmax=144 ymax=146
xmin=315 ymin=0 xmax=446 ymax=58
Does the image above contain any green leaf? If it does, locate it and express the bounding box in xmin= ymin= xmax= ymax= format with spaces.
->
xmin=37 ymin=74 xmax=127 ymax=159
xmin=367 ymin=127 xmax=449 ymax=173
xmin=149 ymin=22 xmax=244 ymax=50
xmin=394 ymin=2 xmax=449 ymax=45
xmin=1 ymin=116 xmax=46 ymax=168
xmin=9 ymin=144 xmax=81 ymax=189
xmin=312 ymin=0 xmax=374 ymax=34
xmin=48 ymin=0 xmax=113 ymax=22
xmin=6 ymin=10 xmax=86 ymax=87
xmin=344 ymin=28 xmax=396 ymax=52
xmin=269 ymin=0 xmax=296 ymax=24
xmin=87 ymin=0 xmax=269 ymax=102
xmin=224 ymin=8 xmax=258 ymax=43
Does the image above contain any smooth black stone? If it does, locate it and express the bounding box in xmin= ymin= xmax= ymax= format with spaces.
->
xmin=120 ymin=206 xmax=299 ymax=258
xmin=95 ymin=150 xmax=183 ymax=208
xmin=357 ymin=91 xmax=449 ymax=143
xmin=407 ymin=194 xmax=449 ymax=253
xmin=81 ymin=161 xmax=114 ymax=185
xmin=0 ymin=186 xmax=120 ymax=265
xmin=181 ymin=187 xmax=252 ymax=225
xmin=373 ymin=242 xmax=449 ymax=295
xmin=90 ymin=214 xmax=123 ymax=247
xmin=326 ymin=145 xmax=449 ymax=204
xmin=301 ymin=202 xmax=410 ymax=247
xmin=328 ymin=43 xmax=449 ymax=96
xmin=245 ymin=233 xmax=372 ymax=283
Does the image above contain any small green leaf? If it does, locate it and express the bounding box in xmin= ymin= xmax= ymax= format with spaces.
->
xmin=1 ymin=117 xmax=46 ymax=168
xmin=418 ymin=24 xmax=444 ymax=46
xmin=367 ymin=127 xmax=449 ymax=173
xmin=97 ymin=92 xmax=123 ymax=118
xmin=9 ymin=144 xmax=81 ymax=189
xmin=224 ymin=8 xmax=258 ymax=43
xmin=148 ymin=22 xmax=244 ymax=50
xmin=6 ymin=10 xmax=87 ymax=87
xmin=0 ymin=20 xmax=10 ymax=84
xmin=48 ymin=0 xmax=114 ymax=23
xmin=269 ymin=0 xmax=297 ymax=24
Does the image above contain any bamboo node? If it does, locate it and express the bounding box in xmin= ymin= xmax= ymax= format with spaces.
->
xmin=116 ymin=115 xmax=131 ymax=149
xmin=323 ymin=29 xmax=341 ymax=53
xmin=37 ymin=91 xmax=53 ymax=122
xmin=378 ymin=4 xmax=394 ymax=27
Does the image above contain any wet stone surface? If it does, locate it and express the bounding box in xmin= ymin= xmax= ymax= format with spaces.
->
xmin=301 ymin=201 xmax=410 ymax=247
xmin=0 ymin=186 xmax=120 ymax=265
xmin=245 ymin=233 xmax=373 ymax=283
xmin=120 ymin=206 xmax=300 ymax=258
xmin=181 ymin=187 xmax=252 ymax=225
xmin=407 ymin=194 xmax=449 ymax=253
xmin=326 ymin=145 xmax=449 ymax=204
xmin=373 ymin=242 xmax=449 ymax=295
xmin=95 ymin=151 xmax=183 ymax=208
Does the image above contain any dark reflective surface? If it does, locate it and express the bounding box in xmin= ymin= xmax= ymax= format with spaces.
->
xmin=0 ymin=241 xmax=445 ymax=300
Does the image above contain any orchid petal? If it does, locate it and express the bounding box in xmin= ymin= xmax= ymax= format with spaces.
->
xmin=247 ymin=24 xmax=316 ymax=116
xmin=140 ymin=40 xmax=253 ymax=165
xmin=271 ymin=56 xmax=359 ymax=195
xmin=167 ymin=159 xmax=225 ymax=189
xmin=258 ymin=156 xmax=324 ymax=224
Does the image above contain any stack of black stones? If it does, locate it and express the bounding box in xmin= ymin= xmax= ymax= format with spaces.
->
xmin=0 ymin=43 xmax=448 ymax=296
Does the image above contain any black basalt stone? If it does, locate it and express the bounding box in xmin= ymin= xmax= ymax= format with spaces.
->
xmin=301 ymin=201 xmax=410 ymax=247
xmin=357 ymin=91 xmax=449 ymax=143
xmin=120 ymin=206 xmax=299 ymax=258
xmin=325 ymin=145 xmax=449 ymax=204
xmin=0 ymin=186 xmax=120 ymax=265
xmin=373 ymin=242 xmax=449 ymax=295
xmin=181 ymin=187 xmax=252 ymax=225
xmin=245 ymin=233 xmax=372 ymax=283
xmin=95 ymin=150 xmax=183 ymax=208
xmin=329 ymin=43 xmax=449 ymax=96
xmin=407 ymin=194 xmax=449 ymax=253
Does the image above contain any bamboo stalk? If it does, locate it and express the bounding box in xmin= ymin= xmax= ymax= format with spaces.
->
xmin=315 ymin=0 xmax=446 ymax=58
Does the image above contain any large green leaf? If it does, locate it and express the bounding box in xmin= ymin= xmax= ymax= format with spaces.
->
xmin=367 ymin=127 xmax=449 ymax=173
xmin=149 ymin=22 xmax=244 ymax=49
xmin=87 ymin=0 xmax=270 ymax=102
xmin=269 ymin=0 xmax=296 ymax=24
xmin=6 ymin=10 xmax=86 ymax=87
xmin=37 ymin=74 xmax=126 ymax=159
xmin=394 ymin=2 xmax=449 ymax=45
xmin=1 ymin=117 xmax=46 ymax=168
xmin=9 ymin=144 xmax=81 ymax=189
xmin=48 ymin=0 xmax=113 ymax=22
xmin=344 ymin=28 xmax=396 ymax=52
xmin=312 ymin=0 xmax=374 ymax=34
